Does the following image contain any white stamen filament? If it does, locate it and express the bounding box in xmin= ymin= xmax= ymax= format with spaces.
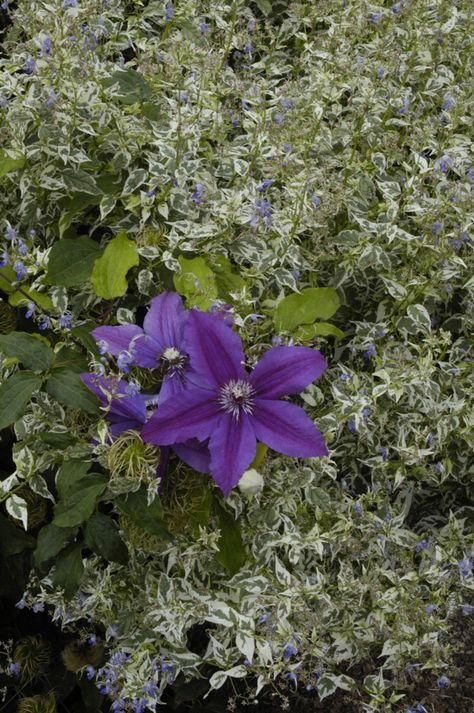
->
xmin=219 ymin=379 xmax=255 ymax=419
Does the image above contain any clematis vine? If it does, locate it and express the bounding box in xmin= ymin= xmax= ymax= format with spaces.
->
xmin=80 ymin=373 xmax=210 ymax=479
xmin=142 ymin=310 xmax=328 ymax=495
xmin=92 ymin=292 xmax=189 ymax=404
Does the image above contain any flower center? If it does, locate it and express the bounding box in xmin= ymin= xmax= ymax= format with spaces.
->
xmin=219 ymin=379 xmax=255 ymax=419
xmin=160 ymin=347 xmax=188 ymax=378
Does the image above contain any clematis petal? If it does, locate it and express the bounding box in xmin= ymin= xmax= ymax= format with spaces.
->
xmin=251 ymin=399 xmax=328 ymax=458
xmin=92 ymin=325 xmax=161 ymax=368
xmin=141 ymin=388 xmax=220 ymax=445
xmin=156 ymin=446 xmax=171 ymax=491
xmin=81 ymin=374 xmax=147 ymax=423
xmin=92 ymin=325 xmax=144 ymax=354
xmin=143 ymin=292 xmax=186 ymax=348
xmin=173 ymin=439 xmax=211 ymax=473
xmin=109 ymin=420 xmax=143 ymax=438
xmin=208 ymin=413 xmax=256 ymax=495
xmin=184 ymin=310 xmax=246 ymax=388
xmin=250 ymin=346 xmax=327 ymax=398
xmin=157 ymin=372 xmax=186 ymax=405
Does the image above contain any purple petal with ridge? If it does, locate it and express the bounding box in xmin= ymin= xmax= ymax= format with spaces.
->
xmin=184 ymin=310 xmax=246 ymax=388
xmin=173 ymin=439 xmax=211 ymax=473
xmin=208 ymin=412 xmax=256 ymax=495
xmin=92 ymin=325 xmax=144 ymax=354
xmin=141 ymin=388 xmax=220 ymax=445
xmin=109 ymin=420 xmax=143 ymax=438
xmin=157 ymin=371 xmax=186 ymax=405
xmin=251 ymin=399 xmax=327 ymax=458
xmin=250 ymin=346 xmax=327 ymax=398
xmin=143 ymin=292 xmax=186 ymax=348
xmin=81 ymin=373 xmax=147 ymax=424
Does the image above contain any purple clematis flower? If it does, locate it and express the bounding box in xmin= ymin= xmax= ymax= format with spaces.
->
xmin=80 ymin=373 xmax=210 ymax=478
xmin=142 ymin=311 xmax=328 ymax=495
xmin=92 ymin=292 xmax=189 ymax=404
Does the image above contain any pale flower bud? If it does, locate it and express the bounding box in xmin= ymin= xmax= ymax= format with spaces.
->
xmin=238 ymin=469 xmax=264 ymax=494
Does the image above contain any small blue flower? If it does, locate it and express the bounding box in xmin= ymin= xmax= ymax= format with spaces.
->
xmin=85 ymin=665 xmax=95 ymax=680
xmin=38 ymin=316 xmax=52 ymax=332
xmin=271 ymin=335 xmax=283 ymax=347
xmin=348 ymin=418 xmax=357 ymax=433
xmin=283 ymin=671 xmax=298 ymax=684
xmin=14 ymin=261 xmax=27 ymax=281
xmin=436 ymin=154 xmax=453 ymax=173
xmin=0 ymin=250 xmax=8 ymax=267
xmin=178 ymin=91 xmax=188 ymax=104
xmin=283 ymin=642 xmax=298 ymax=660
xmin=142 ymin=680 xmax=158 ymax=696
xmin=363 ymin=344 xmax=377 ymax=360
xmin=32 ymin=601 xmax=45 ymax=612
xmin=459 ymin=604 xmax=473 ymax=616
xmin=25 ymin=54 xmax=36 ymax=74
xmin=307 ymin=187 xmax=320 ymax=208
xmin=371 ymin=12 xmax=382 ymax=23
xmin=8 ymin=662 xmax=21 ymax=678
xmin=257 ymin=179 xmax=274 ymax=192
xmin=398 ymin=95 xmax=410 ymax=114
xmin=4 ymin=226 xmax=18 ymax=240
xmin=354 ymin=502 xmax=363 ymax=517
xmin=15 ymin=597 xmax=27 ymax=609
xmin=145 ymin=188 xmax=156 ymax=198
xmin=431 ymin=220 xmax=443 ymax=235
xmin=457 ymin=558 xmax=473 ymax=577
xmin=40 ymin=36 xmax=53 ymax=56
xmin=379 ymin=446 xmax=389 ymax=462
xmin=165 ymin=0 xmax=173 ymax=21
xmin=415 ymin=538 xmax=431 ymax=553
xmin=117 ymin=351 xmax=132 ymax=373
xmin=59 ymin=313 xmax=73 ymax=330
xmin=442 ymin=93 xmax=455 ymax=111
xmin=25 ymin=302 xmax=35 ymax=319
xmin=191 ymin=182 xmax=205 ymax=204
xmin=340 ymin=373 xmax=351 ymax=381
xmin=46 ymin=89 xmax=58 ymax=107
xmin=426 ymin=432 xmax=433 ymax=445
xmin=376 ymin=67 xmax=385 ymax=80
xmin=437 ymin=675 xmax=450 ymax=689
xmin=200 ymin=21 xmax=209 ymax=34
xmin=64 ymin=0 xmax=78 ymax=7
xmin=425 ymin=603 xmax=437 ymax=615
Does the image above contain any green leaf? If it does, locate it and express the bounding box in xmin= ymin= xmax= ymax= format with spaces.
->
xmin=47 ymin=237 xmax=102 ymax=287
xmin=91 ymin=232 xmax=139 ymax=299
xmin=0 ymin=371 xmax=42 ymax=430
xmin=58 ymin=193 xmax=101 ymax=238
xmin=214 ymin=500 xmax=247 ymax=575
xmin=173 ymin=256 xmax=218 ymax=309
xmin=255 ymin=0 xmax=272 ymax=14
xmin=46 ymin=368 xmax=100 ymax=413
xmin=62 ymin=169 xmax=102 ymax=196
xmin=0 ymin=332 xmax=54 ymax=370
xmin=0 ymin=513 xmax=34 ymax=556
xmin=8 ymin=289 xmax=53 ymax=310
xmin=102 ymin=69 xmax=152 ymax=104
xmin=274 ymin=288 xmax=341 ymax=331
xmin=50 ymin=543 xmax=84 ymax=598
xmin=53 ymin=461 xmax=107 ymax=527
xmin=34 ymin=523 xmax=78 ymax=568
xmin=0 ymin=150 xmax=26 ymax=177
xmin=122 ymin=169 xmax=147 ymax=195
xmin=294 ymin=321 xmax=345 ymax=341
xmin=210 ymin=255 xmax=247 ymax=299
xmin=71 ymin=324 xmax=100 ymax=355
xmin=83 ymin=513 xmax=128 ymax=564
xmin=116 ymin=487 xmax=171 ymax=539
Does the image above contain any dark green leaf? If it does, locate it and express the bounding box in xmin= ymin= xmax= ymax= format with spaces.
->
xmin=84 ymin=513 xmax=128 ymax=564
xmin=39 ymin=431 xmax=76 ymax=448
xmin=0 ymin=332 xmax=54 ymax=370
xmin=116 ymin=487 xmax=171 ymax=539
xmin=214 ymin=500 xmax=247 ymax=575
xmin=274 ymin=287 xmax=341 ymax=331
xmin=58 ymin=193 xmax=101 ymax=238
xmin=91 ymin=232 xmax=139 ymax=299
xmin=0 ymin=513 xmax=35 ymax=556
xmin=34 ymin=523 xmax=78 ymax=568
xmin=54 ymin=461 xmax=107 ymax=527
xmin=102 ymin=69 xmax=152 ymax=104
xmin=0 ymin=371 xmax=42 ymax=429
xmin=62 ymin=169 xmax=102 ymax=196
xmin=70 ymin=324 xmax=100 ymax=355
xmin=47 ymin=237 xmax=102 ymax=287
xmin=50 ymin=543 xmax=84 ymax=598
xmin=255 ymin=0 xmax=272 ymax=14
xmin=46 ymin=369 xmax=100 ymax=413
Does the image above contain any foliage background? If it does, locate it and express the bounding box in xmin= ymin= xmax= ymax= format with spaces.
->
xmin=0 ymin=0 xmax=473 ymax=710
